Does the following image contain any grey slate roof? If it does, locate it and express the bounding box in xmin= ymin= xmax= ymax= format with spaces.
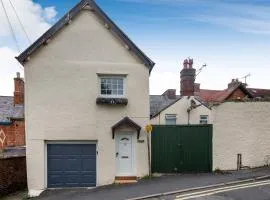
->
xmin=150 ymin=95 xmax=211 ymax=118
xmin=1 ymin=146 xmax=26 ymax=158
xmin=0 ymin=96 xmax=24 ymax=122
xmin=150 ymin=95 xmax=181 ymax=118
xmin=16 ymin=0 xmax=155 ymax=71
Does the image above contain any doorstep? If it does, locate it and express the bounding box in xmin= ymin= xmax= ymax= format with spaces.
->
xmin=114 ymin=176 xmax=137 ymax=184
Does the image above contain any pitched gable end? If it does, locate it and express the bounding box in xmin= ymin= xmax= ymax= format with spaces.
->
xmin=16 ymin=0 xmax=155 ymax=72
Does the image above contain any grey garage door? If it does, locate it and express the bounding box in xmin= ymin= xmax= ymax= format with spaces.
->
xmin=47 ymin=143 xmax=96 ymax=188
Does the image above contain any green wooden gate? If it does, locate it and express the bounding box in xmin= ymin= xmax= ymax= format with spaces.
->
xmin=151 ymin=125 xmax=212 ymax=173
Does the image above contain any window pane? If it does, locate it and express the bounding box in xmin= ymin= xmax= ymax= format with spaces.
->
xmin=100 ymin=77 xmax=124 ymax=96
xmin=200 ymin=115 xmax=208 ymax=124
xmin=118 ymin=79 xmax=123 ymax=85
xmin=166 ymin=118 xmax=176 ymax=125
xmin=112 ymin=79 xmax=117 ymax=85
xmin=118 ymin=89 xmax=123 ymax=95
xmin=112 ymin=90 xmax=117 ymax=95
xmin=107 ymin=84 xmax=112 ymax=90
xmin=119 ymin=83 xmax=123 ymax=90
xmin=112 ymin=84 xmax=117 ymax=90
xmin=200 ymin=120 xmax=207 ymax=124
xmin=101 ymin=83 xmax=106 ymax=90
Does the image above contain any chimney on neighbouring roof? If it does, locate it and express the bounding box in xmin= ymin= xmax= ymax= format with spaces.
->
xmin=14 ymin=72 xmax=24 ymax=105
xmin=228 ymin=78 xmax=241 ymax=89
xmin=162 ymin=89 xmax=176 ymax=99
xmin=180 ymin=58 xmax=196 ymax=96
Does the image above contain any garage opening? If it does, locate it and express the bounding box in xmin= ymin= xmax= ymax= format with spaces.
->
xmin=47 ymin=143 xmax=96 ymax=188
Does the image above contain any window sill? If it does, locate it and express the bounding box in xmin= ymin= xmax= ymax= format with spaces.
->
xmin=96 ymin=97 xmax=128 ymax=105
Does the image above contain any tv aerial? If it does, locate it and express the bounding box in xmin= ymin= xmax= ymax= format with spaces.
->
xmin=239 ymin=73 xmax=251 ymax=85
xmin=196 ymin=63 xmax=207 ymax=77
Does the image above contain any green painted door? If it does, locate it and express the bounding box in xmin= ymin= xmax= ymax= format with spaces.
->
xmin=151 ymin=125 xmax=212 ymax=173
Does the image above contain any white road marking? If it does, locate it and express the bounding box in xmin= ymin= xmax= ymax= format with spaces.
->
xmin=175 ymin=180 xmax=270 ymax=200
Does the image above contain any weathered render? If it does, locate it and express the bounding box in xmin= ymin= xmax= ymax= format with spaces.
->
xmin=150 ymin=96 xmax=211 ymax=125
xmin=212 ymin=101 xmax=270 ymax=170
xmin=22 ymin=6 xmax=151 ymax=196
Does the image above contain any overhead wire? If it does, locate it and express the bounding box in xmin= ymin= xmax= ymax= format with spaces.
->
xmin=0 ymin=0 xmax=21 ymax=52
xmin=8 ymin=0 xmax=31 ymax=45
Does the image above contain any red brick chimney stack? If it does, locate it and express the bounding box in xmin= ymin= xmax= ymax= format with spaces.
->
xmin=180 ymin=58 xmax=196 ymax=96
xmin=162 ymin=89 xmax=176 ymax=99
xmin=228 ymin=79 xmax=241 ymax=89
xmin=14 ymin=72 xmax=24 ymax=105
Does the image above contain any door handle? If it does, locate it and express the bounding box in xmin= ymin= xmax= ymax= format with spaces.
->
xmin=116 ymin=152 xmax=119 ymax=157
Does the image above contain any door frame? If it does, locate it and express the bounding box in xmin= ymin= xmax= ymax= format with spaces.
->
xmin=45 ymin=140 xmax=98 ymax=189
xmin=115 ymin=132 xmax=136 ymax=176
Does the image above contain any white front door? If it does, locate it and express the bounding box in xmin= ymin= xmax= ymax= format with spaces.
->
xmin=116 ymin=134 xmax=134 ymax=176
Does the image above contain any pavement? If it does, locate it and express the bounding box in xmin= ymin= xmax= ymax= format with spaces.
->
xmin=34 ymin=167 xmax=270 ymax=200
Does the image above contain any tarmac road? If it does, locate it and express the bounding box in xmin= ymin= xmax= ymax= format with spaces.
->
xmin=147 ymin=179 xmax=270 ymax=200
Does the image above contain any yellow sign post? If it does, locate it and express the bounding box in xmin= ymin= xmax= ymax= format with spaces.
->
xmin=145 ymin=124 xmax=153 ymax=134
xmin=145 ymin=124 xmax=152 ymax=177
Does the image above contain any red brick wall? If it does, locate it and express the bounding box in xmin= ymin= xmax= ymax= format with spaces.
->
xmin=0 ymin=121 xmax=25 ymax=150
xmin=0 ymin=156 xmax=27 ymax=196
xmin=227 ymin=88 xmax=247 ymax=101
xmin=14 ymin=77 xmax=24 ymax=105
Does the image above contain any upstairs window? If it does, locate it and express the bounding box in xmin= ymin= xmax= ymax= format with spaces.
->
xmin=100 ymin=76 xmax=124 ymax=97
xmin=200 ymin=115 xmax=208 ymax=124
xmin=165 ymin=114 xmax=177 ymax=125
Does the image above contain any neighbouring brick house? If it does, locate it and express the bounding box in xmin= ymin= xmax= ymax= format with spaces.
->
xmin=150 ymin=58 xmax=211 ymax=125
xmin=150 ymin=58 xmax=270 ymax=125
xmin=0 ymin=73 xmax=25 ymax=150
xmin=196 ymin=79 xmax=270 ymax=104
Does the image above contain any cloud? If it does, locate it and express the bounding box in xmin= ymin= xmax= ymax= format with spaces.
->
xmin=117 ymin=0 xmax=198 ymax=4
xmin=150 ymin=72 xmax=180 ymax=95
xmin=0 ymin=0 xmax=57 ymax=95
xmin=192 ymin=2 xmax=270 ymax=35
xmin=118 ymin=0 xmax=270 ymax=35
xmin=0 ymin=0 xmax=57 ymax=47
xmin=43 ymin=7 xmax=57 ymax=22
xmin=196 ymin=15 xmax=270 ymax=35
xmin=0 ymin=47 xmax=23 ymax=96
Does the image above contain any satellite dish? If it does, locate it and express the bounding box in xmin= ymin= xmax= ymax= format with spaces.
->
xmin=190 ymin=99 xmax=197 ymax=108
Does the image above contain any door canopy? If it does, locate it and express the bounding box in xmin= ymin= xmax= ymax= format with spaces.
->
xmin=112 ymin=117 xmax=141 ymax=139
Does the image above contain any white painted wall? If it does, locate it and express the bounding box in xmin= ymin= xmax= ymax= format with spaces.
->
xmin=150 ymin=96 xmax=212 ymax=125
xmin=212 ymin=102 xmax=270 ymax=170
xmin=24 ymin=8 xmax=150 ymax=195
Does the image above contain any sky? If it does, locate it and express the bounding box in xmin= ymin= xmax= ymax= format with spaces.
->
xmin=0 ymin=0 xmax=269 ymax=95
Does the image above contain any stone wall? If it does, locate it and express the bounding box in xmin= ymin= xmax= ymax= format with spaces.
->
xmin=212 ymin=101 xmax=270 ymax=170
xmin=0 ymin=156 xmax=27 ymax=196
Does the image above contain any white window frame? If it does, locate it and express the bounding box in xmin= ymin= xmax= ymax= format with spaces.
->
xmin=200 ymin=115 xmax=208 ymax=124
xmin=99 ymin=75 xmax=126 ymax=98
xmin=165 ymin=114 xmax=177 ymax=125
